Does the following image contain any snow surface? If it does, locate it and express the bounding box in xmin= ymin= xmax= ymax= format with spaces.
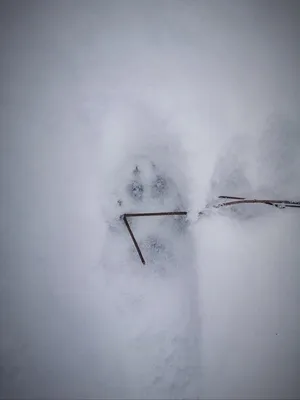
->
xmin=1 ymin=1 xmax=300 ymax=399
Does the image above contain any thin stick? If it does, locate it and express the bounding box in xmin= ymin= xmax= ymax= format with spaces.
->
xmin=123 ymin=215 xmax=145 ymax=265
xmin=122 ymin=196 xmax=300 ymax=265
xmin=215 ymin=199 xmax=278 ymax=208
xmin=218 ymin=195 xmax=246 ymax=200
xmin=219 ymin=196 xmax=300 ymax=205
xmin=124 ymin=211 xmax=187 ymax=217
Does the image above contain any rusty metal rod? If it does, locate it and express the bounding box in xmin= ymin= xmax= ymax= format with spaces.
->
xmin=218 ymin=195 xmax=245 ymax=200
xmin=123 ymin=214 xmax=145 ymax=265
xmin=218 ymin=196 xmax=300 ymax=205
xmin=124 ymin=211 xmax=188 ymax=217
xmin=214 ymin=199 xmax=279 ymax=208
xmin=123 ymin=197 xmax=300 ymax=265
xmin=200 ymin=199 xmax=280 ymax=216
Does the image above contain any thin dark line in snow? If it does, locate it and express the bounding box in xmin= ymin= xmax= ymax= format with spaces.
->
xmin=122 ymin=196 xmax=300 ymax=265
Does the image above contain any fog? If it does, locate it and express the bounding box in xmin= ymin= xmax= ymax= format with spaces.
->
xmin=1 ymin=1 xmax=300 ymax=399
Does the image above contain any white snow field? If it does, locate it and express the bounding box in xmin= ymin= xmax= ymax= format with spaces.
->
xmin=1 ymin=1 xmax=300 ymax=399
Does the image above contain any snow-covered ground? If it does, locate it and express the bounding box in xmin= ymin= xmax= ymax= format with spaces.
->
xmin=1 ymin=1 xmax=299 ymax=399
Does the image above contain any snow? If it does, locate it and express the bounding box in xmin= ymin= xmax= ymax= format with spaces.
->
xmin=1 ymin=1 xmax=300 ymax=399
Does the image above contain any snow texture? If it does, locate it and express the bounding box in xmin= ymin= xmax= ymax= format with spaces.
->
xmin=1 ymin=1 xmax=300 ymax=399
